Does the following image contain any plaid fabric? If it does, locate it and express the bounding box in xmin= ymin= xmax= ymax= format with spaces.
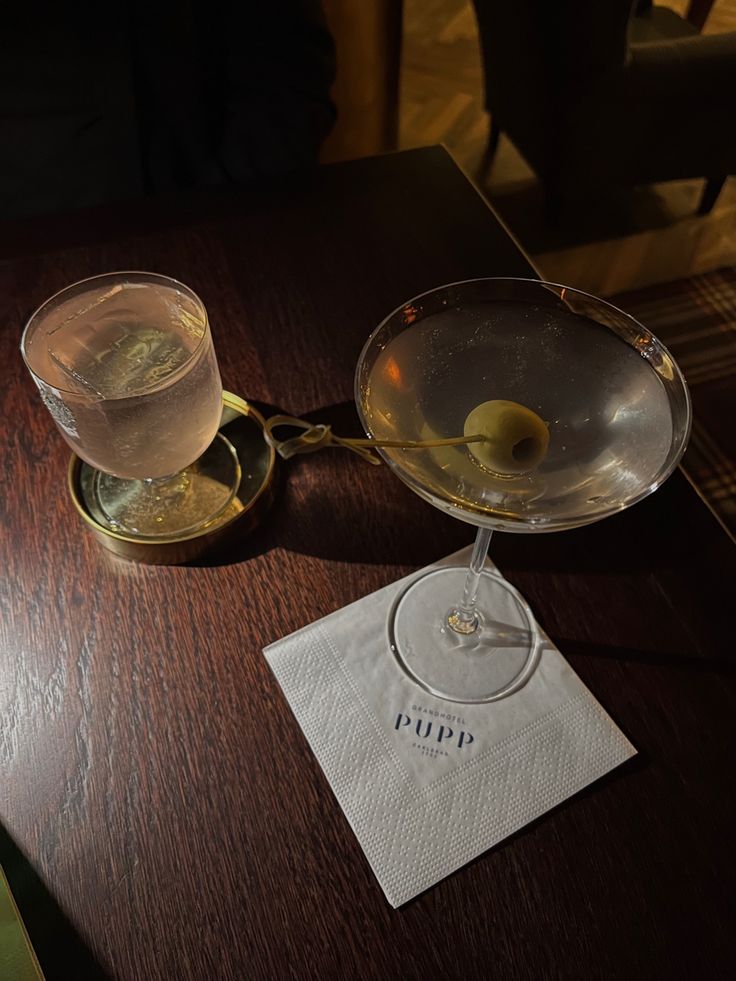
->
xmin=610 ymin=267 xmax=736 ymax=542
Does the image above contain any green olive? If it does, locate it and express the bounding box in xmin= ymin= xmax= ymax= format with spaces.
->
xmin=464 ymin=400 xmax=549 ymax=475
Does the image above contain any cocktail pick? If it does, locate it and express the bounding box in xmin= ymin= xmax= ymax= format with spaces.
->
xmin=262 ymin=414 xmax=486 ymax=466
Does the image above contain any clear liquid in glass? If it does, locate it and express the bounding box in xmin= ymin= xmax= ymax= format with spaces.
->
xmin=362 ymin=301 xmax=674 ymax=530
xmin=24 ymin=281 xmax=223 ymax=479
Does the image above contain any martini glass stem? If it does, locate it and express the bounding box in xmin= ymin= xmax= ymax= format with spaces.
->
xmin=447 ymin=527 xmax=493 ymax=635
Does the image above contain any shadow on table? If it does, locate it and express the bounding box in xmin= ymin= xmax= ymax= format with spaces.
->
xmin=192 ymin=399 xmax=473 ymax=569
xmin=0 ymin=824 xmax=111 ymax=981
xmin=554 ymin=639 xmax=735 ymax=675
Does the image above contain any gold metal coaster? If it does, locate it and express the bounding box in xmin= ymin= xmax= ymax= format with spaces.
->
xmin=68 ymin=393 xmax=276 ymax=564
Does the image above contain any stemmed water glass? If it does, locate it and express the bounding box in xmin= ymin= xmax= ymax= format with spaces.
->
xmin=21 ymin=271 xmax=240 ymax=538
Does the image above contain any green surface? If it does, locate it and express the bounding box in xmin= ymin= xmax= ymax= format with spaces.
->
xmin=0 ymin=864 xmax=44 ymax=981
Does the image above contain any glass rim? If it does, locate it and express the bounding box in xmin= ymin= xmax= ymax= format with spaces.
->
xmin=20 ymin=270 xmax=211 ymax=399
xmin=354 ymin=275 xmax=693 ymax=531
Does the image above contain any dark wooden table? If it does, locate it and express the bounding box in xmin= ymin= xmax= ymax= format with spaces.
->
xmin=2 ymin=147 xmax=734 ymax=981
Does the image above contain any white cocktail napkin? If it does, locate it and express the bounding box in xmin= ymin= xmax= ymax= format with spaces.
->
xmin=263 ymin=548 xmax=635 ymax=907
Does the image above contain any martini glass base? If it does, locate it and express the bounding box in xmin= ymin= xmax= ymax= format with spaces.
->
xmin=389 ymin=567 xmax=542 ymax=703
xmin=92 ymin=432 xmax=241 ymax=539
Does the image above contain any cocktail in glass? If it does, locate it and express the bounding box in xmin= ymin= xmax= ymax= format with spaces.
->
xmin=356 ymin=278 xmax=691 ymax=703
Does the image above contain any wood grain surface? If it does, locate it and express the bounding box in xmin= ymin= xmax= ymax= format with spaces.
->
xmin=1 ymin=147 xmax=734 ymax=981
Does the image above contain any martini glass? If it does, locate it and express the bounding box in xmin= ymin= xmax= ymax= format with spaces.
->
xmin=355 ymin=278 xmax=691 ymax=703
xmin=21 ymin=271 xmax=240 ymax=538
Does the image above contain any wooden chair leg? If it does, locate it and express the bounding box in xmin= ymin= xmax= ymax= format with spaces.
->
xmin=478 ymin=117 xmax=501 ymax=180
xmin=488 ymin=116 xmax=501 ymax=159
xmin=686 ymin=0 xmax=715 ymax=32
xmin=697 ymin=175 xmax=727 ymax=215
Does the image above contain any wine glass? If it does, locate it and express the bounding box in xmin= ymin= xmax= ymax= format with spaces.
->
xmin=21 ymin=271 xmax=240 ymax=538
xmin=355 ymin=278 xmax=691 ymax=703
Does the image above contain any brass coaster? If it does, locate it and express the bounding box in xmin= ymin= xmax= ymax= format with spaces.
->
xmin=68 ymin=393 xmax=276 ymax=564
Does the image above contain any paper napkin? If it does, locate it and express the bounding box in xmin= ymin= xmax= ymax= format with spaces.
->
xmin=263 ymin=548 xmax=635 ymax=907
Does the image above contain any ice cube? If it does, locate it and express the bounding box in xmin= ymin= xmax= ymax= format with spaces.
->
xmin=44 ymin=281 xmax=197 ymax=399
xmin=45 ymin=284 xmax=137 ymax=397
xmin=162 ymin=287 xmax=206 ymax=340
xmin=47 ymin=347 xmax=106 ymax=398
xmin=46 ymin=283 xmax=126 ymax=341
